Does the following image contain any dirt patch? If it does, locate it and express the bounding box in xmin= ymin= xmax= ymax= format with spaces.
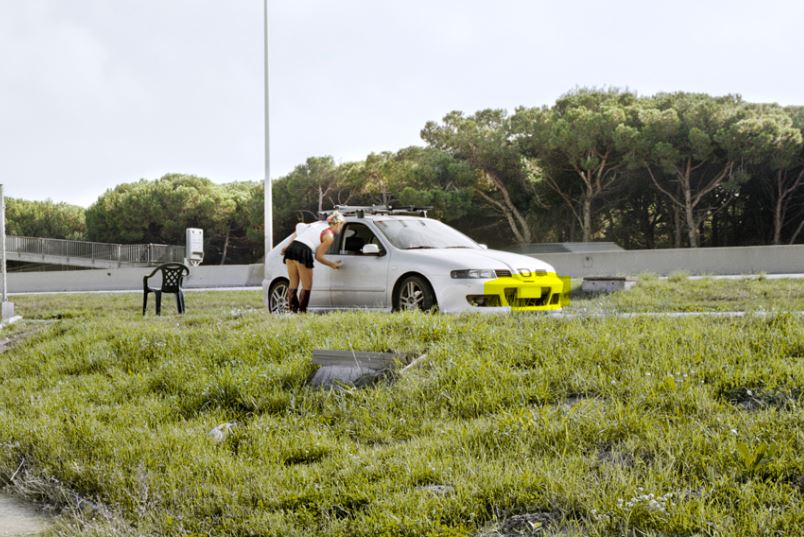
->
xmin=787 ymin=474 xmax=804 ymax=495
xmin=416 ymin=484 xmax=454 ymax=495
xmin=0 ymin=492 xmax=52 ymax=536
xmin=721 ymin=386 xmax=800 ymax=411
xmin=0 ymin=322 xmax=53 ymax=354
xmin=2 ymin=460 xmax=132 ymax=536
xmin=558 ymin=392 xmax=603 ymax=408
xmin=477 ymin=511 xmax=565 ymax=536
xmin=597 ymin=447 xmax=636 ymax=468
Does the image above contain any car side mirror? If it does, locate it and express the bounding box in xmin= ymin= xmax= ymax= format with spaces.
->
xmin=478 ymin=243 xmax=488 ymax=250
xmin=361 ymin=244 xmax=382 ymax=255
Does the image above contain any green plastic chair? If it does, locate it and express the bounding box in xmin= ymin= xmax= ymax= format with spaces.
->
xmin=143 ymin=263 xmax=190 ymax=315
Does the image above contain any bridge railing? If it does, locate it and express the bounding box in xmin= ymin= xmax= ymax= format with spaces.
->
xmin=6 ymin=235 xmax=185 ymax=266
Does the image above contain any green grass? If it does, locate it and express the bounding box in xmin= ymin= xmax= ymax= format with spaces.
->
xmin=570 ymin=274 xmax=804 ymax=313
xmin=1 ymin=281 xmax=802 ymax=536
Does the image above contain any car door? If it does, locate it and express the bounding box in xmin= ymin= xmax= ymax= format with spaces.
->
xmin=308 ymin=262 xmax=332 ymax=308
xmin=328 ymin=222 xmax=390 ymax=308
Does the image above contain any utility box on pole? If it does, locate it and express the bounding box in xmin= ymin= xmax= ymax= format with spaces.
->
xmin=185 ymin=228 xmax=204 ymax=266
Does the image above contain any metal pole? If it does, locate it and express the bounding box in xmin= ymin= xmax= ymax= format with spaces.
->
xmin=0 ymin=183 xmax=12 ymax=323
xmin=262 ymin=0 xmax=273 ymax=306
xmin=0 ymin=184 xmax=6 ymax=303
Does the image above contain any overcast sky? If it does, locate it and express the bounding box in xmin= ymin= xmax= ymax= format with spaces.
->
xmin=2 ymin=0 xmax=803 ymax=207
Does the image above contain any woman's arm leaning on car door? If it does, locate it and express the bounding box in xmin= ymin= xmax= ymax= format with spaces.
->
xmin=315 ymin=230 xmax=342 ymax=270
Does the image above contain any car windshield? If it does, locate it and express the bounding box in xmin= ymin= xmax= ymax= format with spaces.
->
xmin=374 ymin=218 xmax=480 ymax=250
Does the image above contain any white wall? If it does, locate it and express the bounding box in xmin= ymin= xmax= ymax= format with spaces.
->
xmin=6 ymin=245 xmax=803 ymax=294
xmin=8 ymin=264 xmax=264 ymax=294
xmin=535 ymin=245 xmax=804 ymax=278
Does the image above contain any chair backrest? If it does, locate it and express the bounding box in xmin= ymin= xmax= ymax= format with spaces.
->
xmin=148 ymin=263 xmax=190 ymax=292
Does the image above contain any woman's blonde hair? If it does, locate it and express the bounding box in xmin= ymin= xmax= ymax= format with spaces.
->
xmin=326 ymin=210 xmax=345 ymax=225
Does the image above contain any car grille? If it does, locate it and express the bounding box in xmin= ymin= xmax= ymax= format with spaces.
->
xmin=504 ymin=287 xmax=553 ymax=307
xmin=495 ymin=269 xmax=512 ymax=278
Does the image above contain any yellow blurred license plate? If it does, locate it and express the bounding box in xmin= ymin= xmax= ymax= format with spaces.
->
xmin=518 ymin=287 xmax=542 ymax=299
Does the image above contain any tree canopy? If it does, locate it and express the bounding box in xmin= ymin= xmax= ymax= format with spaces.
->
xmin=5 ymin=198 xmax=86 ymax=240
xmin=8 ymin=89 xmax=804 ymax=264
xmin=85 ymin=174 xmax=246 ymax=264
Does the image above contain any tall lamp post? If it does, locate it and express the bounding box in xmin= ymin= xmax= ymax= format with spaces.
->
xmin=261 ymin=0 xmax=273 ymax=307
xmin=1 ymin=184 xmax=15 ymax=322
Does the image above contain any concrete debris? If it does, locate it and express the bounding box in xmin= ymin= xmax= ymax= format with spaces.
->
xmin=208 ymin=422 xmax=236 ymax=443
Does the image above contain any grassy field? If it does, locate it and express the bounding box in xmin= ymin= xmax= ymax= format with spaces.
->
xmin=0 ymin=277 xmax=802 ymax=536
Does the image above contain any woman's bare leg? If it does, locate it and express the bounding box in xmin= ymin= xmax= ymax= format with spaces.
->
xmin=298 ymin=266 xmax=313 ymax=291
xmin=297 ymin=266 xmax=314 ymax=312
xmin=286 ymin=260 xmax=301 ymax=312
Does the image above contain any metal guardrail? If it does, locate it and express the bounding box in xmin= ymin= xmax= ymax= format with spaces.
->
xmin=5 ymin=235 xmax=185 ymax=267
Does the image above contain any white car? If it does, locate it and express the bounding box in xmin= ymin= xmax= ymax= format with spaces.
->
xmin=265 ymin=207 xmax=567 ymax=313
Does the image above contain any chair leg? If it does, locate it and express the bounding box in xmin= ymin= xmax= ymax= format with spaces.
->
xmin=143 ymin=291 xmax=148 ymax=315
xmin=155 ymin=291 xmax=162 ymax=316
xmin=176 ymin=291 xmax=185 ymax=314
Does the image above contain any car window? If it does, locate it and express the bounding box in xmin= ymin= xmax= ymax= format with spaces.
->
xmin=374 ymin=218 xmax=479 ymax=250
xmin=332 ymin=223 xmax=384 ymax=255
xmin=325 ymin=230 xmax=341 ymax=255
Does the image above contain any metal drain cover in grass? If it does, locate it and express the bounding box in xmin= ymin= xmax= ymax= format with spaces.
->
xmin=308 ymin=350 xmax=402 ymax=389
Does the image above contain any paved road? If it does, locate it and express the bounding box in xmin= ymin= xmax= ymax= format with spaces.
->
xmin=0 ymin=493 xmax=51 ymax=537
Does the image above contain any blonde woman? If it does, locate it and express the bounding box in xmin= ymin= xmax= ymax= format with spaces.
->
xmin=281 ymin=211 xmax=345 ymax=312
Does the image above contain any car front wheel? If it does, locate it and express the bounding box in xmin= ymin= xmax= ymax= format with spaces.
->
xmin=394 ymin=275 xmax=437 ymax=312
xmin=268 ymin=279 xmax=289 ymax=313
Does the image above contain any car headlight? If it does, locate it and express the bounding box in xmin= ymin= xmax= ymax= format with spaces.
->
xmin=450 ymin=269 xmax=496 ymax=279
xmin=518 ymin=268 xmax=547 ymax=277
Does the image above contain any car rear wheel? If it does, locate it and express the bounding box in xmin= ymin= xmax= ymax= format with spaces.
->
xmin=268 ymin=279 xmax=289 ymax=313
xmin=394 ymin=275 xmax=437 ymax=312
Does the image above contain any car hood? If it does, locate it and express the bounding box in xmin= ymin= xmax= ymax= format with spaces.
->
xmin=406 ymin=248 xmax=556 ymax=273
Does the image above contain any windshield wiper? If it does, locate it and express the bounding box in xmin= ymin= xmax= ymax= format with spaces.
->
xmin=444 ymin=246 xmax=472 ymax=249
xmin=404 ymin=245 xmax=435 ymax=250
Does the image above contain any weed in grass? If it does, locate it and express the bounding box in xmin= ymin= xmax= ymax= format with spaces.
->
xmin=667 ymin=271 xmax=690 ymax=282
xmin=636 ymin=272 xmax=658 ymax=282
xmin=735 ymin=441 xmax=777 ymax=474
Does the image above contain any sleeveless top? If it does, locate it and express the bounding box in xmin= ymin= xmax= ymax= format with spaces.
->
xmin=295 ymin=221 xmax=333 ymax=251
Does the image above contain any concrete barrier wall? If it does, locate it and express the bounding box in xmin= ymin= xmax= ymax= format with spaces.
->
xmin=535 ymin=244 xmax=804 ymax=278
xmin=8 ymin=264 xmax=265 ymax=294
xmin=5 ymin=245 xmax=803 ymax=293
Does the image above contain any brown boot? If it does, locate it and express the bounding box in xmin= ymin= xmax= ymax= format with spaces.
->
xmin=298 ymin=289 xmax=310 ymax=313
xmin=288 ymin=288 xmax=299 ymax=313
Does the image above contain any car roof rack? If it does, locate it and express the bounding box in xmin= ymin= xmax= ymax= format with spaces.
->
xmin=320 ymin=205 xmax=432 ymax=218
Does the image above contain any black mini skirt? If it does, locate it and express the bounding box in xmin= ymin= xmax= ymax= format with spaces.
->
xmin=283 ymin=241 xmax=315 ymax=268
